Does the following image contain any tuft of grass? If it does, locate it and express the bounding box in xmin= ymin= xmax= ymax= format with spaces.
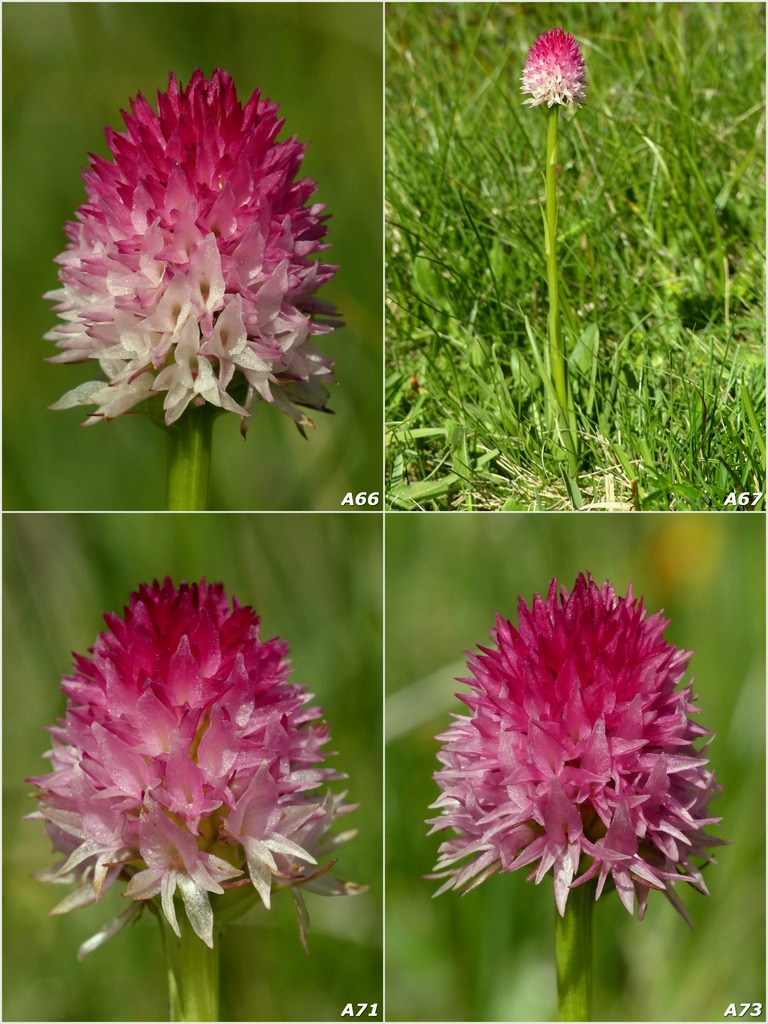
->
xmin=386 ymin=2 xmax=766 ymax=510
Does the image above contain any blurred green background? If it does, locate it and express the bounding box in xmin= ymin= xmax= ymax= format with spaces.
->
xmin=3 ymin=2 xmax=382 ymax=510
xmin=4 ymin=513 xmax=382 ymax=1021
xmin=385 ymin=514 xmax=765 ymax=1021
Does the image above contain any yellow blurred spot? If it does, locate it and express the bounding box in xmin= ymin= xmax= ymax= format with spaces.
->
xmin=648 ymin=519 xmax=723 ymax=594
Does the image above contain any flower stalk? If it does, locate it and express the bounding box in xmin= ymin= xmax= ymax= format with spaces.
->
xmin=555 ymin=878 xmax=594 ymax=1022
xmin=428 ymin=572 xmax=724 ymax=1020
xmin=27 ymin=578 xmax=365 ymax=1020
xmin=544 ymin=104 xmax=579 ymax=472
xmin=166 ymin=407 xmax=214 ymax=510
xmin=521 ymin=29 xmax=587 ymax=473
xmin=545 ymin=105 xmax=567 ymax=414
xmin=174 ymin=910 xmax=219 ymax=1022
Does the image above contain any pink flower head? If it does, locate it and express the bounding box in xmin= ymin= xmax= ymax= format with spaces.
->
xmin=521 ymin=29 xmax=587 ymax=108
xmin=27 ymin=579 xmax=363 ymax=957
xmin=428 ymin=574 xmax=724 ymax=924
xmin=46 ymin=69 xmax=340 ymax=433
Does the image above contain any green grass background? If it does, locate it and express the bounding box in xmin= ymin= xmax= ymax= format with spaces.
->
xmin=385 ymin=513 xmax=765 ymax=1021
xmin=386 ymin=2 xmax=766 ymax=510
xmin=3 ymin=2 xmax=382 ymax=511
xmin=4 ymin=513 xmax=382 ymax=1021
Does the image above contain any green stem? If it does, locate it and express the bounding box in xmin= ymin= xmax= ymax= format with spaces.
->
xmin=545 ymin=105 xmax=567 ymax=414
xmin=175 ymin=911 xmax=219 ymax=1022
xmin=555 ymin=881 xmax=594 ymax=1022
xmin=544 ymin=105 xmax=579 ymax=475
xmin=166 ymin=407 xmax=213 ymax=510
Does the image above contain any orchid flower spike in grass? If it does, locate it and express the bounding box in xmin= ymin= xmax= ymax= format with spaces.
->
xmin=27 ymin=579 xmax=364 ymax=1022
xmin=521 ymin=30 xmax=586 ymax=473
xmin=46 ymin=69 xmax=341 ymax=509
xmin=428 ymin=573 xmax=723 ymax=1022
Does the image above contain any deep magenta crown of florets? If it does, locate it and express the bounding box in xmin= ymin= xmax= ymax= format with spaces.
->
xmin=27 ymin=579 xmax=361 ymax=957
xmin=429 ymin=574 xmax=723 ymax=923
xmin=46 ymin=69 xmax=340 ymax=433
xmin=521 ymin=28 xmax=587 ymax=107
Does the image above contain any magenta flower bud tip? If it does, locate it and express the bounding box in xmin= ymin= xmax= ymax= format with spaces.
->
xmin=27 ymin=579 xmax=363 ymax=957
xmin=428 ymin=574 xmax=723 ymax=923
xmin=46 ymin=70 xmax=341 ymax=433
xmin=521 ymin=28 xmax=587 ymax=108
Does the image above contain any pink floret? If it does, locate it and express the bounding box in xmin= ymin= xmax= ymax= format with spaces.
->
xmin=428 ymin=573 xmax=723 ymax=923
xmin=521 ymin=28 xmax=587 ymax=108
xmin=28 ymin=579 xmax=362 ymax=955
xmin=46 ymin=70 xmax=340 ymax=433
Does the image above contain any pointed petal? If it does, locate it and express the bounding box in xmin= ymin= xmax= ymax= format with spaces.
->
xmin=177 ymin=874 xmax=215 ymax=948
